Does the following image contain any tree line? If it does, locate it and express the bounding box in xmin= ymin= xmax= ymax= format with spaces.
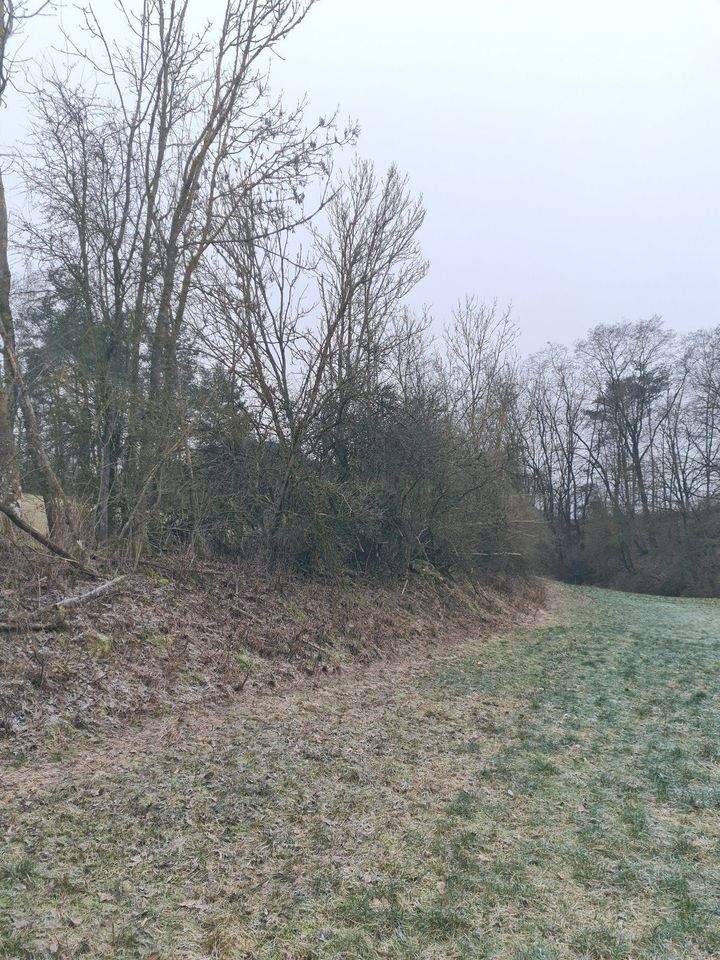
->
xmin=1 ymin=0 xmax=533 ymax=579
xmin=1 ymin=2 xmax=717 ymax=594
xmin=521 ymin=319 xmax=720 ymax=595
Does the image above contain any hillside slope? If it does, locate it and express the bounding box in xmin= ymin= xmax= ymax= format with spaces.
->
xmin=1 ymin=563 xmax=541 ymax=762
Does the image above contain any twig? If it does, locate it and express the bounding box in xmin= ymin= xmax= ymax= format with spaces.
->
xmin=297 ymin=635 xmax=333 ymax=657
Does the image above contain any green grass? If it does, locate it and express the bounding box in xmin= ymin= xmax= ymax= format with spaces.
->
xmin=2 ymin=585 xmax=720 ymax=957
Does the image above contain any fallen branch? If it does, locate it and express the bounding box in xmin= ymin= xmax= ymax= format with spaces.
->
xmin=50 ymin=576 xmax=128 ymax=610
xmin=296 ymin=634 xmax=333 ymax=657
xmin=0 ymin=577 xmax=127 ymax=633
xmin=0 ymin=616 xmax=64 ymax=633
xmin=473 ymin=552 xmax=524 ymax=558
xmin=0 ymin=501 xmax=101 ymax=579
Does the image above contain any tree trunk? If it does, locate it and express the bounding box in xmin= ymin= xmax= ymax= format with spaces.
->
xmin=0 ymin=172 xmax=76 ymax=540
xmin=0 ymin=170 xmax=20 ymax=504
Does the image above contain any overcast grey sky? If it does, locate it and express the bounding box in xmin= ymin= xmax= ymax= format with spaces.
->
xmin=3 ymin=0 xmax=720 ymax=352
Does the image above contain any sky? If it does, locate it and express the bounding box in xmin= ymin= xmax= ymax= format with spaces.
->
xmin=2 ymin=0 xmax=720 ymax=352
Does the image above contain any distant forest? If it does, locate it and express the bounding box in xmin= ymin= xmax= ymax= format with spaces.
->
xmin=522 ymin=319 xmax=720 ymax=595
xmin=1 ymin=2 xmax=718 ymax=596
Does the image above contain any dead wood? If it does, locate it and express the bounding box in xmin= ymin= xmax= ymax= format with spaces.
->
xmin=0 ymin=501 xmax=101 ymax=579
xmin=0 ymin=576 xmax=127 ymax=633
xmin=50 ymin=576 xmax=128 ymax=610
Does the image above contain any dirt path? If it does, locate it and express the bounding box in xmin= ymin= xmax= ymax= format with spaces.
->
xmin=2 ymin=584 xmax=720 ymax=959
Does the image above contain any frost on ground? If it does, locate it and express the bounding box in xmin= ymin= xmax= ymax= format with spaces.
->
xmin=2 ymin=584 xmax=720 ymax=959
xmin=1 ymin=565 xmax=535 ymax=761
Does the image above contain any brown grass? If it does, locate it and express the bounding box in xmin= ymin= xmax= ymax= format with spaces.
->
xmin=0 ymin=552 xmax=545 ymax=765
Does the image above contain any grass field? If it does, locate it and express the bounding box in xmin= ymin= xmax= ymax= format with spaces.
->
xmin=2 ymin=585 xmax=720 ymax=958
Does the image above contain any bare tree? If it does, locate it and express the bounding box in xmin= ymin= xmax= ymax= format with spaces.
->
xmin=197 ymin=159 xmax=426 ymax=546
xmin=22 ymin=0 xmax=345 ymax=544
xmin=0 ymin=0 xmax=21 ymax=505
xmin=684 ymin=328 xmax=720 ymax=504
xmin=1 ymin=0 xmax=77 ymax=542
xmin=313 ymin=160 xmax=428 ymax=479
xmin=578 ymin=318 xmax=675 ymax=549
xmin=444 ymin=297 xmax=517 ymax=449
xmin=522 ymin=346 xmax=592 ymax=568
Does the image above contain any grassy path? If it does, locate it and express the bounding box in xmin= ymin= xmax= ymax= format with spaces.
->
xmin=2 ymin=585 xmax=720 ymax=959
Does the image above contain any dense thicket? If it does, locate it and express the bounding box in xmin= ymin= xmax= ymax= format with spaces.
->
xmin=521 ymin=320 xmax=720 ymax=595
xmin=0 ymin=1 xmax=539 ymax=580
